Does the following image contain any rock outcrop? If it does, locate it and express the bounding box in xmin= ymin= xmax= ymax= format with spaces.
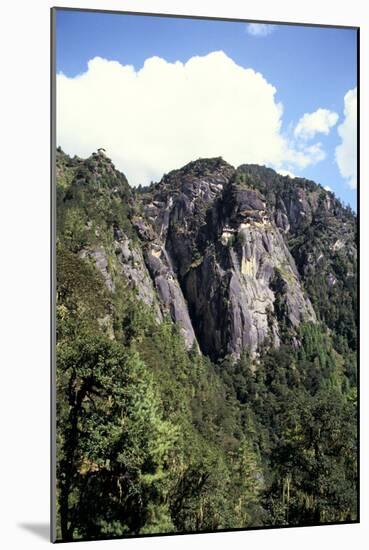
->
xmin=57 ymin=149 xmax=357 ymax=360
xmin=135 ymin=158 xmax=316 ymax=360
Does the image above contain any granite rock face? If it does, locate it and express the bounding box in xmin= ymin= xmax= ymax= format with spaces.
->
xmin=59 ymin=149 xmax=356 ymax=361
xmin=113 ymin=230 xmax=163 ymax=323
xmin=135 ymin=158 xmax=316 ymax=359
xmin=235 ymin=163 xmax=357 ymax=349
xmin=143 ymin=243 xmax=197 ymax=349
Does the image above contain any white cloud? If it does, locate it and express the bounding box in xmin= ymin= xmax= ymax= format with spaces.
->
xmin=57 ymin=52 xmax=326 ymax=187
xmin=324 ymin=185 xmax=332 ymax=191
xmin=294 ymin=108 xmax=339 ymax=140
xmin=246 ymin=23 xmax=275 ymax=37
xmin=335 ymin=87 xmax=357 ymax=189
xmin=303 ymin=142 xmax=326 ymax=163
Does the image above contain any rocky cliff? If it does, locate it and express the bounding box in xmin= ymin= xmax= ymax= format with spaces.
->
xmin=56 ymin=148 xmax=357 ymax=361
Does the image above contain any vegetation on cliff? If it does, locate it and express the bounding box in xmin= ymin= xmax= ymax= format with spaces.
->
xmin=55 ymin=149 xmax=357 ymax=541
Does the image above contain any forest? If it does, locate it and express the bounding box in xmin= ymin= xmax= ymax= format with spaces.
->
xmin=55 ymin=148 xmax=357 ymax=541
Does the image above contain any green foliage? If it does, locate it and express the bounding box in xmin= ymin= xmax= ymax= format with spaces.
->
xmin=214 ymin=322 xmax=357 ymax=527
xmin=56 ymin=335 xmax=178 ymax=540
xmin=56 ymin=245 xmax=110 ymax=340
xmin=55 ymin=151 xmax=357 ymax=540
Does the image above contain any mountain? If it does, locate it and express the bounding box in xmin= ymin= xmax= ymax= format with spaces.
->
xmin=57 ymin=148 xmax=356 ymax=359
xmin=55 ymin=147 xmax=357 ymax=541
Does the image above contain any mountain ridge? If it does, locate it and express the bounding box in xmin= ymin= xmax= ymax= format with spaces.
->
xmin=55 ymin=147 xmax=357 ymax=539
xmin=56 ymin=147 xmax=356 ymax=360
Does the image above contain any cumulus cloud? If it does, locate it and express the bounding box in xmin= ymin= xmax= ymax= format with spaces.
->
xmin=246 ymin=23 xmax=275 ymax=37
xmin=335 ymin=88 xmax=357 ymax=189
xmin=294 ymin=108 xmax=339 ymax=140
xmin=324 ymin=185 xmax=332 ymax=191
xmin=302 ymin=142 xmax=326 ymax=163
xmin=57 ymin=51 xmax=326 ymax=186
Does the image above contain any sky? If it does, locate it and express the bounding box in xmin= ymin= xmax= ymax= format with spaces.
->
xmin=55 ymin=9 xmax=358 ymax=208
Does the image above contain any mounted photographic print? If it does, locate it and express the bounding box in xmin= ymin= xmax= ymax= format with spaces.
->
xmin=51 ymin=7 xmax=359 ymax=543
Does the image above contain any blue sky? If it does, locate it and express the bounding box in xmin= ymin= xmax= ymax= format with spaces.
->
xmin=56 ymin=9 xmax=357 ymax=208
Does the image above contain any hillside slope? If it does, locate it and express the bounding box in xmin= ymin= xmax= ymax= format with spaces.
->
xmin=55 ymin=148 xmax=357 ymax=541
